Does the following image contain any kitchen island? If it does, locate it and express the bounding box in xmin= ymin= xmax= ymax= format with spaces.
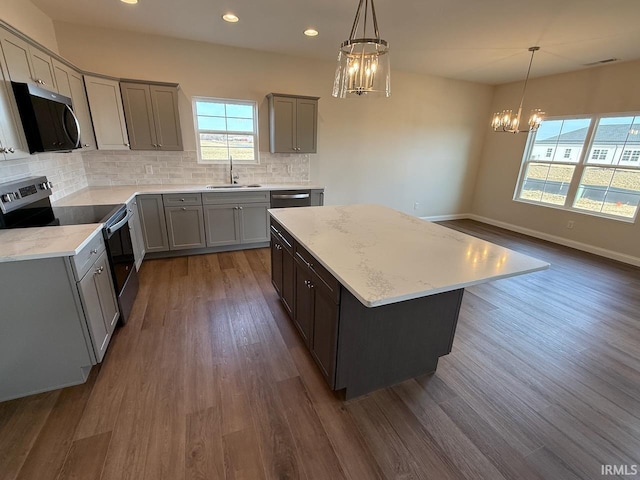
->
xmin=269 ymin=204 xmax=549 ymax=398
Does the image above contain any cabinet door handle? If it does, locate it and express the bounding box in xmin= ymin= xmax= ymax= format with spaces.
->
xmin=125 ymin=143 xmax=130 ymax=147
xmin=158 ymin=144 xmax=162 ymax=148
xmin=239 ymin=206 xmax=243 ymax=210
xmin=83 ymin=144 xmax=90 ymax=148
xmin=90 ymin=248 xmax=98 ymax=254
xmin=7 ymin=147 xmax=15 ymax=153
xmin=180 ymin=198 xmax=185 ymax=201
xmin=96 ymin=266 xmax=104 ymax=274
xmin=181 ymin=207 xmax=186 ymax=211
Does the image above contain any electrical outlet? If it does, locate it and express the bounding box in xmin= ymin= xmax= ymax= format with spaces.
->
xmin=567 ymin=220 xmax=575 ymax=229
xmin=145 ymin=165 xmax=153 ymax=174
xmin=414 ymin=202 xmax=420 ymax=211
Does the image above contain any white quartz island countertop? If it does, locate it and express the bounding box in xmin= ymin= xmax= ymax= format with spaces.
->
xmin=269 ymin=204 xmax=550 ymax=308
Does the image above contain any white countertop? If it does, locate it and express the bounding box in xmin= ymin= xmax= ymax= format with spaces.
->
xmin=0 ymin=224 xmax=103 ymax=263
xmin=269 ymin=204 xmax=550 ymax=307
xmin=54 ymin=183 xmax=324 ymax=207
xmin=0 ymin=183 xmax=323 ymax=263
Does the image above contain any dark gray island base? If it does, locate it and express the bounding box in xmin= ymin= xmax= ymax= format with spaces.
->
xmin=269 ymin=205 xmax=548 ymax=400
xmin=270 ymin=217 xmax=464 ymax=399
xmin=336 ymin=288 xmax=464 ymax=399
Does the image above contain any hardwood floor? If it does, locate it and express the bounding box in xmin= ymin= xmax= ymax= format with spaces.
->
xmin=1 ymin=219 xmax=639 ymax=479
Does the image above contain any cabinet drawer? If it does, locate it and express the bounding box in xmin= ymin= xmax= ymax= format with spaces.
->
xmin=72 ymin=231 xmax=106 ymax=281
xmin=203 ymin=191 xmax=270 ymax=205
xmin=294 ymin=242 xmax=340 ymax=303
xmin=270 ymin=218 xmax=294 ymax=254
xmin=163 ymin=193 xmax=202 ymax=206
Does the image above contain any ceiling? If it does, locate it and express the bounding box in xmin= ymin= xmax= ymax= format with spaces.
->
xmin=31 ymin=0 xmax=640 ymax=85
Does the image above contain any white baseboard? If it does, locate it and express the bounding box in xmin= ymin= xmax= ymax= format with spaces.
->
xmin=421 ymin=213 xmax=469 ymax=222
xmin=466 ymin=214 xmax=640 ymax=268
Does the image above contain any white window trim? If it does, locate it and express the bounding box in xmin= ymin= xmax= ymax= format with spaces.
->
xmin=513 ymin=112 xmax=640 ymax=223
xmin=192 ymin=96 xmax=260 ymax=164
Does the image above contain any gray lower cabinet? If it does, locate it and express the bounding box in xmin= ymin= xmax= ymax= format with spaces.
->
xmin=138 ymin=194 xmax=170 ymax=252
xmin=203 ymin=190 xmax=270 ymax=248
xmin=204 ymin=204 xmax=240 ymax=247
xmin=204 ymin=203 xmax=269 ymax=247
xmin=239 ymin=203 xmax=270 ymax=243
xmin=127 ymin=197 xmax=146 ymax=269
xmin=77 ymin=250 xmax=119 ymax=363
xmin=165 ymin=206 xmax=206 ymax=250
xmin=311 ymin=189 xmax=324 ymax=206
xmin=0 ymin=231 xmax=122 ymax=401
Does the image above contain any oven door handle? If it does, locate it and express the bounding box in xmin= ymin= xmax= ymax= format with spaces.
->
xmin=106 ymin=211 xmax=130 ymax=237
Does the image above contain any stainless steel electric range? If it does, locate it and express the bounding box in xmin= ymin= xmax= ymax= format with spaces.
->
xmin=0 ymin=176 xmax=139 ymax=323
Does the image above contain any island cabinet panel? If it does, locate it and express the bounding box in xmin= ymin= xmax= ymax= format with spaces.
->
xmin=270 ymin=233 xmax=284 ymax=296
xmin=293 ymin=258 xmax=314 ymax=345
xmin=270 ymin=220 xmax=294 ymax=316
xmin=335 ymin=288 xmax=464 ymax=398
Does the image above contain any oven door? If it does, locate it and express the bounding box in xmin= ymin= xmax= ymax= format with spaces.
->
xmin=104 ymin=209 xmax=138 ymax=323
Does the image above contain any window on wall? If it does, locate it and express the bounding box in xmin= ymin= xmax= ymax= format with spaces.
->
xmin=515 ymin=114 xmax=640 ymax=221
xmin=192 ymin=97 xmax=259 ymax=164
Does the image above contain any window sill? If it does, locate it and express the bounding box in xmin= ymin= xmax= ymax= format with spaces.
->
xmin=512 ymin=198 xmax=637 ymax=224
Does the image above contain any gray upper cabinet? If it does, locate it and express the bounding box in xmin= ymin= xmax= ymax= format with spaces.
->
xmin=138 ymin=194 xmax=170 ymax=253
xmin=267 ymin=93 xmax=318 ymax=154
xmin=0 ymin=47 xmax=28 ymax=160
xmin=52 ymin=59 xmax=97 ymax=150
xmin=120 ymin=81 xmax=182 ymax=151
xmin=84 ymin=75 xmax=130 ymax=150
xmin=0 ymin=31 xmax=57 ymax=91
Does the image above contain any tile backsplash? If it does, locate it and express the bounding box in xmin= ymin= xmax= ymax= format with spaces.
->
xmin=0 ymin=149 xmax=311 ymax=202
xmin=82 ymin=150 xmax=310 ymax=187
xmin=0 ymin=151 xmax=88 ymax=201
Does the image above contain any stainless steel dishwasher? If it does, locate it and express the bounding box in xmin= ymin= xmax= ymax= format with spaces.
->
xmin=270 ymin=190 xmax=312 ymax=208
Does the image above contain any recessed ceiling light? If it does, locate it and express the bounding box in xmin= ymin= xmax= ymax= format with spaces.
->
xmin=222 ymin=13 xmax=239 ymax=23
xmin=304 ymin=28 xmax=319 ymax=37
xmin=120 ymin=0 xmax=138 ymax=4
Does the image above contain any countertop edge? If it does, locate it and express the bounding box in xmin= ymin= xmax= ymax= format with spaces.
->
xmin=0 ymin=224 xmax=103 ymax=263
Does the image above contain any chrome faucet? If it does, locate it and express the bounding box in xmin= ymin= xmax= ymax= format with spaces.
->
xmin=229 ymin=156 xmax=239 ymax=184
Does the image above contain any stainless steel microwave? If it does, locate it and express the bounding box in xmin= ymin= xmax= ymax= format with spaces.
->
xmin=11 ymin=82 xmax=81 ymax=154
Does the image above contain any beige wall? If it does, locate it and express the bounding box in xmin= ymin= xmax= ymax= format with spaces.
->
xmin=472 ymin=60 xmax=640 ymax=260
xmin=0 ymin=0 xmax=59 ymax=53
xmin=53 ymin=21 xmax=492 ymax=216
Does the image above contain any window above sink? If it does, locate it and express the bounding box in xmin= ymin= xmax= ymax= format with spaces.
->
xmin=192 ymin=97 xmax=259 ymax=165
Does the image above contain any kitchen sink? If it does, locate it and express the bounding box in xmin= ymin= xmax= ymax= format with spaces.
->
xmin=205 ymin=184 xmax=262 ymax=189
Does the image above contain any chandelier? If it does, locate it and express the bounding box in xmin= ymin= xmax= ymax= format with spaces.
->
xmin=492 ymin=46 xmax=544 ymax=133
xmin=332 ymin=0 xmax=390 ymax=98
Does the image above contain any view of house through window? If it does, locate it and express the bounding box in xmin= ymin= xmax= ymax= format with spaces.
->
xmin=193 ymin=97 xmax=259 ymax=163
xmin=516 ymin=114 xmax=640 ymax=220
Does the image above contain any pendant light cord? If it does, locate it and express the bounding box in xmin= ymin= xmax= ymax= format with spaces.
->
xmin=517 ymin=47 xmax=539 ymax=113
